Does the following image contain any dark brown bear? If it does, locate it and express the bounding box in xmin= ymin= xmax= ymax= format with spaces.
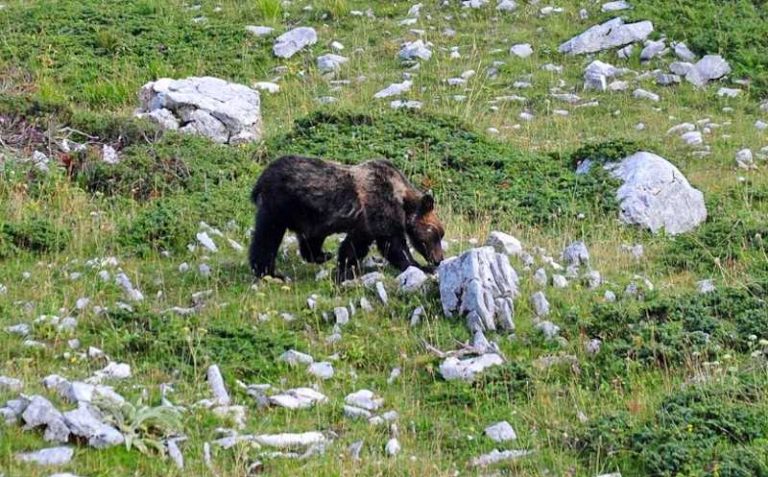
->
xmin=249 ymin=155 xmax=445 ymax=282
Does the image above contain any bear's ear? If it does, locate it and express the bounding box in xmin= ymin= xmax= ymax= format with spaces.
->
xmin=420 ymin=194 xmax=435 ymax=214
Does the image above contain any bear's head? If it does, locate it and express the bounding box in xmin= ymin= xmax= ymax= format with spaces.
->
xmin=407 ymin=194 xmax=445 ymax=266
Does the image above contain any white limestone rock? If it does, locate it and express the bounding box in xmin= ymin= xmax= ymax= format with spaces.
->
xmin=559 ymin=18 xmax=653 ymax=55
xmin=273 ymin=27 xmax=317 ymax=58
xmin=438 ymin=247 xmax=519 ymax=333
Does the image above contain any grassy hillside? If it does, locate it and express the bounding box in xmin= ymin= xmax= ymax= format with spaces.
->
xmin=1 ymin=1 xmax=767 ymax=476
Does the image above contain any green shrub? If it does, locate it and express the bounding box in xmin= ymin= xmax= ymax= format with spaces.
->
xmin=0 ymin=217 xmax=71 ymax=258
xmin=662 ymin=210 xmax=768 ymax=274
xmin=580 ymin=284 xmax=768 ymax=376
xmin=101 ymin=308 xmax=299 ymax=381
xmin=574 ymin=372 xmax=768 ymax=476
xmin=76 ymin=134 xmax=260 ymax=200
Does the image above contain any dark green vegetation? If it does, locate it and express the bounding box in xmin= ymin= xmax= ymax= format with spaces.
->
xmin=661 ymin=178 xmax=768 ymax=276
xmin=573 ymin=370 xmax=768 ymax=477
xmin=266 ymin=111 xmax=620 ymax=224
xmin=0 ymin=217 xmax=71 ymax=258
xmin=580 ymin=283 xmax=768 ymax=382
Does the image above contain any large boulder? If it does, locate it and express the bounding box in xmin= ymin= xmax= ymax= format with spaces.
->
xmin=559 ymin=18 xmax=653 ymax=55
xmin=136 ymin=76 xmax=262 ymax=145
xmin=438 ymin=247 xmax=519 ymax=333
xmin=583 ymin=152 xmax=707 ymax=235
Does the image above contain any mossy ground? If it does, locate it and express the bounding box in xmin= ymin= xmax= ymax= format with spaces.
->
xmin=1 ymin=1 xmax=768 ymax=476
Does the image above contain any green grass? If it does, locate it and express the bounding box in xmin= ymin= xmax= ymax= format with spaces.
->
xmin=2 ymin=0 xmax=768 ymax=476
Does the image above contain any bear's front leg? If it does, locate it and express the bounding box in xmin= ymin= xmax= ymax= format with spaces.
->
xmin=376 ymin=235 xmax=420 ymax=272
xmin=335 ymin=233 xmax=373 ymax=282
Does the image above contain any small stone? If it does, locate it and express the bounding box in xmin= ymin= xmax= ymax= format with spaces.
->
xmin=484 ymin=421 xmax=517 ymax=442
xmin=717 ymin=87 xmax=741 ymax=98
xmin=640 ymin=39 xmax=666 ymax=62
xmin=584 ymin=271 xmax=602 ymax=289
xmin=485 ymin=231 xmax=523 ymax=256
xmin=586 ymin=338 xmax=602 ymax=354
xmin=307 ymin=362 xmax=334 ymax=380
xmin=273 ymin=27 xmax=317 ymax=58
xmin=376 ymin=281 xmax=388 ymax=304
xmin=344 ymin=405 xmax=372 ymax=419
xmin=697 ymin=279 xmax=716 ymax=294
xmin=360 ymin=297 xmax=373 ymax=313
xmin=345 ymin=390 xmax=383 ymax=411
xmin=206 ymin=364 xmax=230 ymax=406
xmin=385 ymin=438 xmax=401 ymax=456
xmin=0 ymin=376 xmax=23 ymax=392
xmin=674 ymin=42 xmax=696 ymax=61
xmin=531 ymin=291 xmax=550 ymax=317
xmin=682 ymin=131 xmax=703 ymax=146
xmin=533 ymin=268 xmax=547 ymax=287
xmin=397 ymin=266 xmax=429 ymax=292
xmin=398 ymin=40 xmax=432 ymax=61
xmin=562 ymin=241 xmax=589 ymax=267
xmin=736 ymin=149 xmax=756 ymax=169
xmin=602 ymin=1 xmax=631 ymax=12
xmin=245 ymin=25 xmax=274 ymax=37
xmin=470 ymin=449 xmax=533 ymax=467
xmin=334 ymin=307 xmax=350 ymax=326
xmin=101 ymin=145 xmax=119 ymax=165
xmin=374 ymin=80 xmax=413 ymax=99
xmin=253 ymin=82 xmax=280 ymax=94
xmin=552 ymin=275 xmax=568 ymax=289
xmin=536 ymin=321 xmax=560 ymax=340
xmin=439 ymin=354 xmax=503 ymax=382
xmin=633 ymin=89 xmax=660 ymax=102
xmin=317 ymin=54 xmax=349 ymax=73
xmin=656 ymin=73 xmax=681 ymax=86
xmin=348 ymin=440 xmax=364 ymax=460
xmin=15 ymin=447 xmax=74 ymax=466
xmin=510 ymin=43 xmax=533 ymax=58
xmin=410 ymin=306 xmax=425 ymax=327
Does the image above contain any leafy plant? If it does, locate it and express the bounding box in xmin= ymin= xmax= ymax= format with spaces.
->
xmin=96 ymin=397 xmax=183 ymax=456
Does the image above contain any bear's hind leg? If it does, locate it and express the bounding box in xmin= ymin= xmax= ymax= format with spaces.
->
xmin=298 ymin=234 xmax=332 ymax=264
xmin=249 ymin=209 xmax=287 ymax=278
xmin=335 ymin=233 xmax=372 ymax=282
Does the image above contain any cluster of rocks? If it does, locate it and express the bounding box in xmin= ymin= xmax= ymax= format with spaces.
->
xmin=135 ymin=76 xmax=263 ymax=145
xmin=2 ymin=371 xmax=132 ymax=468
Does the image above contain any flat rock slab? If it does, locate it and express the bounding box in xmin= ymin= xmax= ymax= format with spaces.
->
xmin=269 ymin=388 xmax=328 ymax=409
xmin=15 ymin=446 xmax=74 ymax=466
xmin=253 ymin=432 xmax=326 ymax=449
xmin=439 ymin=353 xmax=503 ymax=382
xmin=137 ymin=76 xmax=262 ymax=145
xmin=273 ymin=27 xmax=317 ymax=58
xmin=438 ymin=247 xmax=519 ymax=333
xmin=559 ymin=18 xmax=653 ymax=55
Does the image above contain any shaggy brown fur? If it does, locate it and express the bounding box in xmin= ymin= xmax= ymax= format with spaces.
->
xmin=249 ymin=155 xmax=445 ymax=281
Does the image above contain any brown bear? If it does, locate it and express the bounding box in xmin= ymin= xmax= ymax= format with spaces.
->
xmin=249 ymin=155 xmax=445 ymax=282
